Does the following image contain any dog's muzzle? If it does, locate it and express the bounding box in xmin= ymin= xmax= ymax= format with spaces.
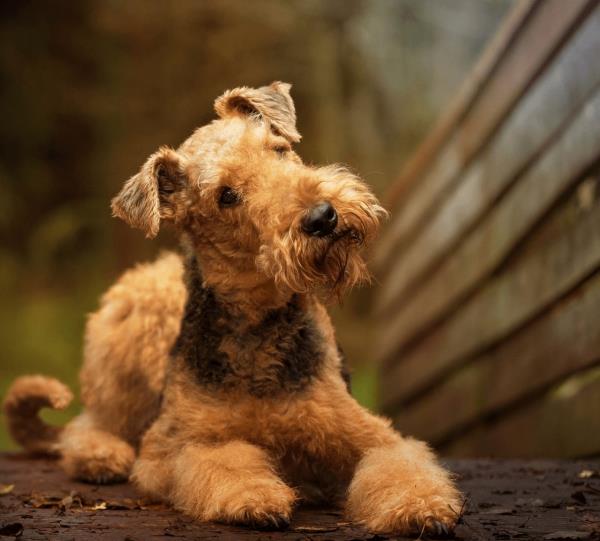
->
xmin=301 ymin=201 xmax=338 ymax=237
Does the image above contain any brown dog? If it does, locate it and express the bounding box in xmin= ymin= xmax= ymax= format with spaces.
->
xmin=4 ymin=82 xmax=461 ymax=536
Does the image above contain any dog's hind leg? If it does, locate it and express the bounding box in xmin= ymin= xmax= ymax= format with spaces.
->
xmin=59 ymin=412 xmax=135 ymax=484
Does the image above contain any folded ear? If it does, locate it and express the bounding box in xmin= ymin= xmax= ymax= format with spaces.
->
xmin=214 ymin=81 xmax=301 ymax=143
xmin=111 ymin=146 xmax=186 ymax=238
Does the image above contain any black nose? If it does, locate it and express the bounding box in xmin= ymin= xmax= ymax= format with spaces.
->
xmin=301 ymin=201 xmax=338 ymax=237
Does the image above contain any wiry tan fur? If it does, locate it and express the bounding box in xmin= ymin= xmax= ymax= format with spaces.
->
xmin=3 ymin=82 xmax=461 ymax=536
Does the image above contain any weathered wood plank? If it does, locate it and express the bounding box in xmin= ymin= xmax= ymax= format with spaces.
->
xmin=381 ymin=148 xmax=600 ymax=411
xmin=378 ymin=84 xmax=600 ymax=382
xmin=394 ymin=260 xmax=600 ymax=444
xmin=382 ymin=92 xmax=600 ymax=407
xmin=455 ymin=0 xmax=594 ymax=174
xmin=376 ymin=0 xmax=593 ymax=274
xmin=1 ymin=454 xmax=600 ymax=540
xmin=383 ymin=0 xmax=537 ymax=209
xmin=443 ymin=365 xmax=600 ymax=458
xmin=377 ymin=6 xmax=600 ymax=316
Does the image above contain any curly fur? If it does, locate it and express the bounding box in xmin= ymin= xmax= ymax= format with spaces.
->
xmin=3 ymin=82 xmax=461 ymax=536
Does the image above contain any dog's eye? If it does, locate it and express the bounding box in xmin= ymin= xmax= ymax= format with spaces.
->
xmin=273 ymin=146 xmax=289 ymax=157
xmin=219 ymin=187 xmax=240 ymax=207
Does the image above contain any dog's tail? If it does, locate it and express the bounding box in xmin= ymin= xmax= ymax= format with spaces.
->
xmin=3 ymin=375 xmax=73 ymax=455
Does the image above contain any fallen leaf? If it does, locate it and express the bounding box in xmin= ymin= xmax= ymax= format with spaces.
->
xmin=578 ymin=470 xmax=598 ymax=479
xmin=105 ymin=498 xmax=140 ymax=510
xmin=58 ymin=494 xmax=73 ymax=513
xmin=0 ymin=484 xmax=14 ymax=496
xmin=482 ymin=507 xmax=514 ymax=515
xmin=57 ymin=492 xmax=82 ymax=514
xmin=92 ymin=501 xmax=107 ymax=511
xmin=27 ymin=492 xmax=64 ymax=509
xmin=292 ymin=525 xmax=339 ymax=533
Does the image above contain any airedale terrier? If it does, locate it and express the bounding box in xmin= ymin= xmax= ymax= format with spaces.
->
xmin=4 ymin=82 xmax=461 ymax=536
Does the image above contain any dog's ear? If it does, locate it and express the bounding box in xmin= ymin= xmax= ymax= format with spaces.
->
xmin=214 ymin=81 xmax=301 ymax=143
xmin=111 ymin=146 xmax=186 ymax=238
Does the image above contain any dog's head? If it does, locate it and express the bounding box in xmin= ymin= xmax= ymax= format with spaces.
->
xmin=112 ymin=82 xmax=386 ymax=299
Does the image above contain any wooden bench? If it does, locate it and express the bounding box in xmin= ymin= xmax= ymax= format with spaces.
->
xmin=1 ymin=454 xmax=599 ymax=540
xmin=375 ymin=0 xmax=600 ymax=457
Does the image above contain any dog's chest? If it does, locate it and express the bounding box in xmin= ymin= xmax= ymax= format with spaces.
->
xmin=171 ymin=263 xmax=324 ymax=397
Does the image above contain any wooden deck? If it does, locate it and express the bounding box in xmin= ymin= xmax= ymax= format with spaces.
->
xmin=0 ymin=454 xmax=599 ymax=540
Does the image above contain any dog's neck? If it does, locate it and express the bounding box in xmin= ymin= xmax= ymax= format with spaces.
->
xmin=185 ymin=248 xmax=292 ymax=319
xmin=171 ymin=251 xmax=325 ymax=397
xmin=184 ymin=237 xmax=293 ymax=318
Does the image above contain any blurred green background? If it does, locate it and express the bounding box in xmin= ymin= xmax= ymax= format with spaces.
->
xmin=0 ymin=0 xmax=511 ymax=450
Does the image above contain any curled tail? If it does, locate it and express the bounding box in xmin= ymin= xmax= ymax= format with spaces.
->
xmin=3 ymin=375 xmax=73 ymax=455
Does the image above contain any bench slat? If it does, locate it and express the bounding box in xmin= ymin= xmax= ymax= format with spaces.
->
xmin=395 ymin=254 xmax=600 ymax=444
xmin=376 ymin=0 xmax=593 ymax=275
xmin=383 ymin=0 xmax=537 ymax=211
xmin=377 ymin=5 xmax=600 ymax=317
xmin=442 ymin=363 xmax=600 ymax=457
xmin=378 ymin=82 xmax=600 ymax=376
xmin=379 ymin=89 xmax=600 ymax=409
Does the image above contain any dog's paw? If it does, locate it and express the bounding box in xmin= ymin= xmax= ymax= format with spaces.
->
xmin=61 ymin=437 xmax=135 ymax=484
xmin=182 ymin=479 xmax=296 ymax=530
xmin=210 ymin=482 xmax=296 ymax=530
xmin=346 ymin=441 xmax=462 ymax=537
xmin=355 ymin=493 xmax=459 ymax=537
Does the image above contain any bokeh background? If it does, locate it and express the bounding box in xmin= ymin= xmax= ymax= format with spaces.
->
xmin=0 ymin=0 xmax=512 ymax=450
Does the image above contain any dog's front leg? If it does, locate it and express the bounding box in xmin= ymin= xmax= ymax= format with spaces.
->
xmin=322 ymin=389 xmax=461 ymax=536
xmin=134 ymin=438 xmax=296 ymax=529
xmin=347 ymin=435 xmax=461 ymax=536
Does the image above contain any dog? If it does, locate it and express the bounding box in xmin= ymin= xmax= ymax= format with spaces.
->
xmin=4 ymin=82 xmax=461 ymax=536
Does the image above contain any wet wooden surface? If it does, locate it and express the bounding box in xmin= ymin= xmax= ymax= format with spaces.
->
xmin=1 ymin=454 xmax=599 ymax=540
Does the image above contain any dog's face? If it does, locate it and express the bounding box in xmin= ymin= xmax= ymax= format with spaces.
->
xmin=112 ymin=82 xmax=386 ymax=298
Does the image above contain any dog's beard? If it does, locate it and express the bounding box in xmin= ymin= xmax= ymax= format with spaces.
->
xmin=313 ymin=228 xmax=368 ymax=296
xmin=256 ymin=190 xmax=387 ymax=299
xmin=257 ymin=223 xmax=374 ymax=300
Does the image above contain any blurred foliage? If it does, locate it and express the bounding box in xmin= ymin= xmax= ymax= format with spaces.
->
xmin=0 ymin=0 xmax=511 ymax=449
